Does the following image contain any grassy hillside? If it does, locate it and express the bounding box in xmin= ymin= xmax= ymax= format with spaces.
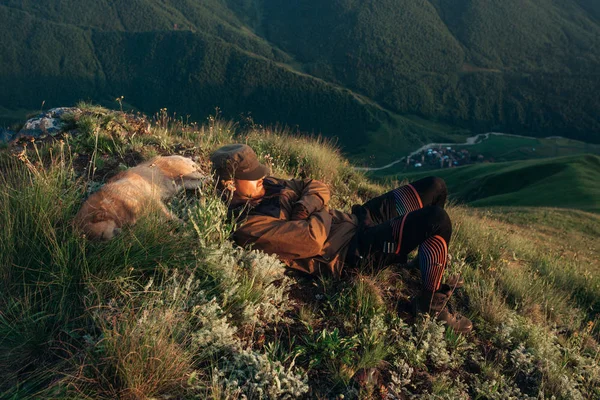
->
xmin=387 ymin=154 xmax=600 ymax=213
xmin=449 ymin=135 xmax=600 ymax=163
xmin=1 ymin=0 xmax=600 ymax=160
xmin=0 ymin=107 xmax=598 ymax=399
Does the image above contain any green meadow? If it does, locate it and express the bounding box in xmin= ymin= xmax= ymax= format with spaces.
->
xmin=452 ymin=135 xmax=600 ymax=163
xmin=381 ymin=154 xmax=600 ymax=213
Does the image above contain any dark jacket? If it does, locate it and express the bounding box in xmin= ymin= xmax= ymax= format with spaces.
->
xmin=230 ymin=177 xmax=358 ymax=277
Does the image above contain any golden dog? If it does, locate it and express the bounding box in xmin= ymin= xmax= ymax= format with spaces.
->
xmin=75 ymin=155 xmax=205 ymax=240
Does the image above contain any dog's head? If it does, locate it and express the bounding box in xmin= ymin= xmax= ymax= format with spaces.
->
xmin=74 ymin=197 xmax=124 ymax=241
xmin=81 ymin=217 xmax=122 ymax=241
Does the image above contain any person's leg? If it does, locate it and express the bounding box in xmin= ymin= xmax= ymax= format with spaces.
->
xmin=353 ymin=176 xmax=447 ymax=227
xmin=396 ymin=206 xmax=451 ymax=292
xmin=408 ymin=176 xmax=448 ymax=210
xmin=353 ymin=205 xmax=451 ymax=291
xmin=350 ymin=206 xmax=472 ymax=333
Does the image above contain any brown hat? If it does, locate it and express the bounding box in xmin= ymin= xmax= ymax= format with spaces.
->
xmin=210 ymin=144 xmax=270 ymax=181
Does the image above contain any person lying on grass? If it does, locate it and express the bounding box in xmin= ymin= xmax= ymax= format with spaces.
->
xmin=211 ymin=144 xmax=472 ymax=334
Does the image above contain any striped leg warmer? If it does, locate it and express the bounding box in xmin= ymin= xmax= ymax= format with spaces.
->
xmin=392 ymin=184 xmax=423 ymax=217
xmin=419 ymin=235 xmax=448 ymax=292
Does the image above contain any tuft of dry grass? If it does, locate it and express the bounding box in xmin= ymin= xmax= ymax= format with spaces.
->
xmin=96 ymin=307 xmax=192 ymax=400
xmin=243 ymin=126 xmax=383 ymax=211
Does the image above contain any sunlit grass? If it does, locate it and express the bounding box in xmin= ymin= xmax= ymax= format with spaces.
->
xmin=1 ymin=105 xmax=598 ymax=399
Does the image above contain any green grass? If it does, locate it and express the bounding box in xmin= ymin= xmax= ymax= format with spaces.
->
xmin=388 ymin=154 xmax=600 ymax=213
xmin=1 ymin=106 xmax=599 ymax=399
xmin=482 ymin=207 xmax=600 ymax=237
xmin=448 ymin=205 xmax=600 ymax=397
xmin=452 ymin=135 xmax=600 ymax=163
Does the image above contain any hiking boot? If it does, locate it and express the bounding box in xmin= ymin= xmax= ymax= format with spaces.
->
xmin=412 ymin=290 xmax=473 ymax=335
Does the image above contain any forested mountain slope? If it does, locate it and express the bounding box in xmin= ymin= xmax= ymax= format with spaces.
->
xmin=1 ymin=0 xmax=599 ymax=157
xmin=257 ymin=0 xmax=600 ymax=142
xmin=0 ymin=4 xmax=383 ymax=150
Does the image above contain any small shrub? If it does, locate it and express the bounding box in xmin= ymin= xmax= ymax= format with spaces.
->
xmin=206 ymin=349 xmax=309 ymax=399
xmin=201 ymin=242 xmax=294 ymax=327
xmin=471 ymin=372 xmax=533 ymax=400
xmin=388 ymin=359 xmax=414 ymax=397
xmin=190 ymin=298 xmax=240 ymax=360
xmin=392 ymin=316 xmax=451 ymax=370
xmin=429 ymin=373 xmax=469 ymax=399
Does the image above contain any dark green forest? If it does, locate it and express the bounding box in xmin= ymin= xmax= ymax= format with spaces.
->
xmin=1 ymin=0 xmax=599 ymax=157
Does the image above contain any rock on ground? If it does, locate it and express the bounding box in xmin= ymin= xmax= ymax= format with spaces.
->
xmin=13 ymin=107 xmax=81 ymax=142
